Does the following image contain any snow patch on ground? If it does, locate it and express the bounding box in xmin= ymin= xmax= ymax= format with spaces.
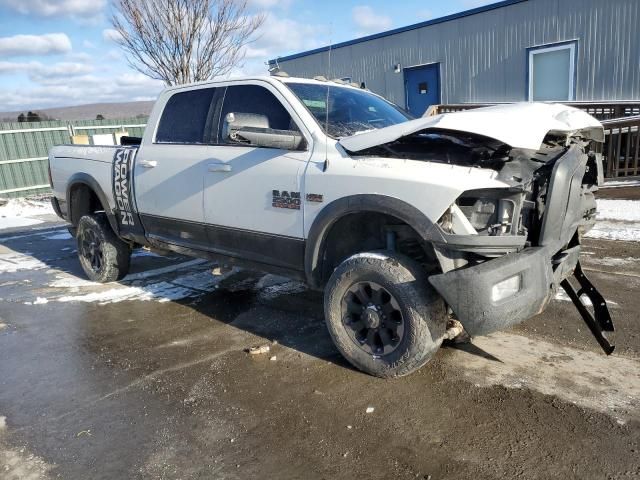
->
xmin=258 ymin=279 xmax=307 ymax=300
xmin=585 ymin=221 xmax=640 ymax=242
xmin=57 ymin=269 xmax=233 ymax=304
xmin=57 ymin=282 xmax=196 ymax=304
xmin=584 ymin=199 xmax=640 ymax=242
xmin=0 ymin=252 xmax=47 ymax=273
xmin=601 ymin=179 xmax=640 ymax=189
xmin=43 ymin=231 xmax=72 ymax=241
xmin=554 ymin=289 xmax=618 ymax=306
xmin=123 ymin=259 xmax=207 ymax=281
xmin=0 ymin=216 xmax=44 ymax=229
xmin=585 ymin=256 xmax=637 ymax=267
xmin=48 ymin=275 xmax=98 ymax=289
xmin=52 ymin=268 xmax=303 ymax=305
xmin=24 ymin=297 xmax=49 ymax=305
xmin=0 ymin=198 xmax=54 ymax=231
xmin=131 ymin=249 xmax=163 ymax=259
xmin=596 ymin=199 xmax=640 ymax=222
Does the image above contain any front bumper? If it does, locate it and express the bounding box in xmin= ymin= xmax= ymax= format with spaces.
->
xmin=429 ymin=246 xmax=555 ymax=336
xmin=428 ymin=144 xmax=603 ymax=337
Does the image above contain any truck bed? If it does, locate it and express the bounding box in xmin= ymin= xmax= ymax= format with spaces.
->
xmin=49 ymin=145 xmax=139 ymax=215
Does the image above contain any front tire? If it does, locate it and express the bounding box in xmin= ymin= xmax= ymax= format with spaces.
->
xmin=77 ymin=214 xmax=131 ymax=283
xmin=324 ymin=251 xmax=446 ymax=378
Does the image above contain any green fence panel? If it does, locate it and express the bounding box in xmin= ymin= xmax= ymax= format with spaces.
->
xmin=0 ymin=117 xmax=148 ymax=198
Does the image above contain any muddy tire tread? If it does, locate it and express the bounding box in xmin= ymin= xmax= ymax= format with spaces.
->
xmin=77 ymin=213 xmax=131 ymax=283
xmin=324 ymin=252 xmax=446 ymax=378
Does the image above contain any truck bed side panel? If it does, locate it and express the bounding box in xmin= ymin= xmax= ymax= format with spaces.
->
xmin=49 ymin=145 xmax=134 ymax=215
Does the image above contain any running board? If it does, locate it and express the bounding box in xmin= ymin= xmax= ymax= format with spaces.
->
xmin=560 ymin=262 xmax=615 ymax=355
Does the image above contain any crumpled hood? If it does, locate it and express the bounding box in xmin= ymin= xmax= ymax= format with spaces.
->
xmin=339 ymin=102 xmax=605 ymax=152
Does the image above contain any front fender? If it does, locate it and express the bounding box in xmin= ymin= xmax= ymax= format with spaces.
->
xmin=304 ymin=194 xmax=439 ymax=288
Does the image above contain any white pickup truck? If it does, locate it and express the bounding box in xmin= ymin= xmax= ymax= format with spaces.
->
xmin=48 ymin=75 xmax=615 ymax=377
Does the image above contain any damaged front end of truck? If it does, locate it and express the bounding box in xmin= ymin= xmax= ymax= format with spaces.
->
xmin=340 ymin=103 xmax=615 ymax=353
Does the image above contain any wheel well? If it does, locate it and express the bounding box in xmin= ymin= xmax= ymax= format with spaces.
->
xmin=317 ymin=211 xmax=439 ymax=287
xmin=68 ymin=183 xmax=105 ymax=227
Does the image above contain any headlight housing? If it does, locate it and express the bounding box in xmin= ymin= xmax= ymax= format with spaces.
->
xmin=440 ymin=189 xmax=523 ymax=236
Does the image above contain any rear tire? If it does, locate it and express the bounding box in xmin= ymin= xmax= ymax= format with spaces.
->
xmin=324 ymin=251 xmax=446 ymax=378
xmin=77 ymin=213 xmax=131 ymax=283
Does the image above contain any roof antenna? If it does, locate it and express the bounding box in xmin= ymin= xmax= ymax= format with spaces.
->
xmin=323 ymin=25 xmax=332 ymax=172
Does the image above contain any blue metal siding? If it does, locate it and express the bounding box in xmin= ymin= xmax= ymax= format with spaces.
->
xmin=274 ymin=0 xmax=639 ymax=104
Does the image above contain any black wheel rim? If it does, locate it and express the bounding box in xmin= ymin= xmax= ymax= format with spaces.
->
xmin=341 ymin=281 xmax=404 ymax=357
xmin=79 ymin=227 xmax=103 ymax=273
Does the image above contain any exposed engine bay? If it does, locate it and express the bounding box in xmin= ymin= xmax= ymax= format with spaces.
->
xmin=351 ymin=126 xmax=613 ymax=355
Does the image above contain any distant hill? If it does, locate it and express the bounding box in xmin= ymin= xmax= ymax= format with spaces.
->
xmin=0 ymin=101 xmax=155 ymax=122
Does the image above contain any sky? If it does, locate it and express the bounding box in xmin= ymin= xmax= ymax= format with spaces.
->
xmin=0 ymin=0 xmax=496 ymax=112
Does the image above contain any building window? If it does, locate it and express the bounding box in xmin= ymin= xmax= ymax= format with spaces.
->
xmin=528 ymin=42 xmax=576 ymax=101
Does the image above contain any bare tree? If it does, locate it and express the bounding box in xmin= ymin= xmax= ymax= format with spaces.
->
xmin=110 ymin=0 xmax=265 ymax=85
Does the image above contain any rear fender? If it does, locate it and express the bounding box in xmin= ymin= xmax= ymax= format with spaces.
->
xmin=66 ymin=173 xmax=119 ymax=235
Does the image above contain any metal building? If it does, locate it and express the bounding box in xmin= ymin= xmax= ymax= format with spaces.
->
xmin=268 ymin=0 xmax=640 ymax=117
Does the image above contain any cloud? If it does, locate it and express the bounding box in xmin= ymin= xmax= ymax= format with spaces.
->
xmin=30 ymin=62 xmax=94 ymax=81
xmin=352 ymin=5 xmax=392 ymax=34
xmin=0 ymin=0 xmax=106 ymax=17
xmin=0 ymin=61 xmax=38 ymax=74
xmin=252 ymin=12 xmax=325 ymax=56
xmin=0 ymin=71 xmax=164 ymax=110
xmin=234 ymin=12 xmax=326 ymax=76
xmin=0 ymin=33 xmax=72 ymax=57
xmin=0 ymin=60 xmax=93 ymax=81
xmin=113 ymin=72 xmax=163 ymax=89
xmin=66 ymin=52 xmax=93 ymax=63
xmin=102 ymin=29 xmax=123 ymax=43
xmin=244 ymin=46 xmax=270 ymax=60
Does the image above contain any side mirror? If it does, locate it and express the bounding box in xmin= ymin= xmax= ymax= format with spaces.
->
xmin=223 ymin=112 xmax=306 ymax=150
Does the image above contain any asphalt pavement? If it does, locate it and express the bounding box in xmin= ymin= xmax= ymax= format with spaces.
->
xmin=0 ymin=220 xmax=638 ymax=479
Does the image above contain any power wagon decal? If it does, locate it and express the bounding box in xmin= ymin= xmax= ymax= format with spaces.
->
xmin=112 ymin=147 xmax=145 ymax=240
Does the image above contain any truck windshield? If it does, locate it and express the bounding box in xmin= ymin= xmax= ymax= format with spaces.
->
xmin=286 ymin=82 xmax=412 ymax=138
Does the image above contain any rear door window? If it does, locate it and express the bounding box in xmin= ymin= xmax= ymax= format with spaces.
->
xmin=156 ymin=88 xmax=218 ymax=144
xmin=218 ymin=85 xmax=298 ymax=144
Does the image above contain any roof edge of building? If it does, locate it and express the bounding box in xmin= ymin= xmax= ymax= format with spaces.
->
xmin=268 ymin=0 xmax=528 ymax=65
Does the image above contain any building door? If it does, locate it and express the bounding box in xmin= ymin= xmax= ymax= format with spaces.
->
xmin=404 ymin=63 xmax=440 ymax=117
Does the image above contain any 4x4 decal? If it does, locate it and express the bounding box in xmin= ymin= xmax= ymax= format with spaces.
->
xmin=306 ymin=193 xmax=324 ymax=203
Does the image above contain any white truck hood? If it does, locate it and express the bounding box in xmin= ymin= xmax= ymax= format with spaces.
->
xmin=339 ymin=102 xmax=605 ymax=152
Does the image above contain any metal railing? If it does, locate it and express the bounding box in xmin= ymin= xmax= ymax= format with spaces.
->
xmin=427 ymin=101 xmax=640 ymax=121
xmin=427 ymin=102 xmax=640 ymax=178
xmin=599 ymin=115 xmax=640 ymax=178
